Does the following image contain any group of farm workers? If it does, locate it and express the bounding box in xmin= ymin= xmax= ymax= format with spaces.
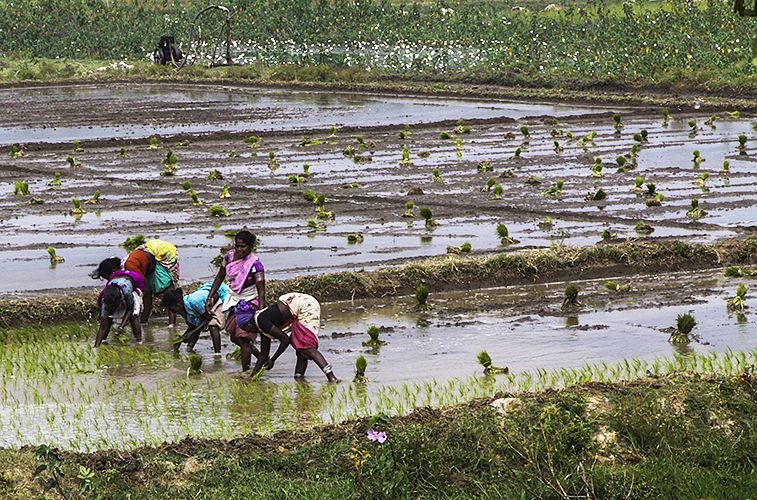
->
xmin=92 ymin=231 xmax=337 ymax=382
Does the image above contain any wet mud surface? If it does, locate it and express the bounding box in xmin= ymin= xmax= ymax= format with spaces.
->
xmin=3 ymin=82 xmax=756 ymax=301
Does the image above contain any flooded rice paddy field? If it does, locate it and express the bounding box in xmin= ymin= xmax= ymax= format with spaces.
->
xmin=2 ymin=83 xmax=757 ymax=450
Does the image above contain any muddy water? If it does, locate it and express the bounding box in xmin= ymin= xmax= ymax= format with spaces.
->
xmin=2 ymin=268 xmax=755 ymax=451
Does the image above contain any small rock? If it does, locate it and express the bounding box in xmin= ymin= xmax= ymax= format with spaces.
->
xmin=491 ymin=397 xmax=521 ymax=415
xmin=407 ymin=187 xmax=424 ymax=196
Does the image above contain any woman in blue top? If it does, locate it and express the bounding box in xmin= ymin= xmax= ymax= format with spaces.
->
xmin=162 ymin=283 xmax=229 ymax=354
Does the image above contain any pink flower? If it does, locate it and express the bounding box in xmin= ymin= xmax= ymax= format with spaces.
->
xmin=367 ymin=429 xmax=387 ymax=443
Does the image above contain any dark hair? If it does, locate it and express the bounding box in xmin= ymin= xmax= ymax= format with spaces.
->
xmin=101 ymin=284 xmax=123 ymax=313
xmin=235 ymin=230 xmax=256 ymax=247
xmin=97 ymin=257 xmax=122 ymax=280
xmin=161 ymin=288 xmax=184 ymax=309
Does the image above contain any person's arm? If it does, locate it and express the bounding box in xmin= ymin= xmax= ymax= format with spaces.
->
xmin=205 ymin=266 xmax=226 ymax=313
xmin=251 ymin=336 xmax=271 ymax=375
xmin=263 ymin=324 xmax=291 ymax=370
xmin=94 ymin=316 xmax=111 ymax=347
xmin=184 ymin=314 xmax=213 ymax=347
xmin=254 ymin=271 xmax=266 ymax=310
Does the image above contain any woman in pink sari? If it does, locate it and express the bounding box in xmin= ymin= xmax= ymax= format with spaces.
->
xmin=206 ymin=230 xmax=266 ymax=371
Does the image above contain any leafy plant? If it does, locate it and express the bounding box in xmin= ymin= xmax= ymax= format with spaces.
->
xmin=73 ymin=140 xmax=83 ymax=153
xmin=399 ymin=147 xmax=412 ymax=167
xmin=180 ymin=181 xmax=191 ymax=191
xmin=207 ymin=170 xmax=223 ymax=180
xmin=187 ymin=354 xmax=203 ymax=376
xmin=415 ymin=284 xmax=429 ymax=307
xmin=605 ymin=281 xmax=618 ymax=291
xmin=519 ymin=125 xmax=530 ymax=139
xmin=722 ymin=160 xmax=731 ymax=172
xmin=553 ymin=140 xmax=563 ymax=153
xmin=727 ymin=284 xmax=748 ymax=312
xmin=9 ymin=144 xmax=23 ymax=158
xmin=492 ymin=185 xmax=504 ymax=199
xmin=327 ymin=126 xmax=337 ymax=138
xmin=120 ymin=234 xmax=146 ymax=251
xmin=477 ymin=350 xmax=508 ymax=375
xmin=209 ymin=205 xmax=230 ymax=217
xmin=49 ymin=172 xmax=61 ymax=187
xmin=686 ymin=199 xmax=707 ymax=219
xmin=661 ymin=109 xmax=670 ymax=123
xmin=149 ymin=136 xmax=158 ymax=149
xmin=299 ymin=137 xmax=323 ymax=146
xmin=543 ymin=179 xmax=564 ymax=196
xmin=601 ymin=229 xmax=616 ymax=240
xmin=343 ymin=145 xmax=355 ymax=156
xmin=66 ymin=156 xmax=81 ymax=167
xmin=160 ymin=165 xmax=177 ymax=176
xmin=347 ymin=233 xmax=364 ymax=243
xmin=117 ymin=147 xmax=127 ymax=157
xmin=419 ymin=206 xmax=438 ymax=226
xmin=585 ymin=189 xmax=606 ymax=201
xmin=671 ymin=313 xmax=697 ymax=343
xmin=511 ymin=147 xmax=522 ymax=159
xmin=71 ymin=198 xmax=85 ymax=214
xmin=439 ymin=131 xmax=451 ymax=140
xmin=460 ymin=242 xmax=472 ymax=253
xmin=496 ymin=223 xmax=518 ymax=245
xmin=11 ymin=181 xmax=29 ymax=196
xmin=32 ymin=444 xmax=73 ymax=500
xmin=431 ymin=168 xmax=442 ymax=182
xmin=84 ymin=190 xmax=101 ymax=204
xmin=477 ymin=161 xmax=493 ymax=172
xmin=163 ymin=149 xmax=177 ymax=165
xmin=633 ymin=177 xmax=644 ymax=190
xmin=244 ymin=135 xmax=261 ymax=146
xmin=738 ymin=134 xmax=748 ymax=150
xmin=363 ymin=325 xmax=387 ymax=347
xmin=47 ymin=247 xmax=65 ymax=264
xmin=219 ymin=184 xmax=231 ymax=198
xmin=480 ymin=177 xmax=496 ymax=192
xmin=354 ymin=355 xmax=368 ymax=383
xmin=612 ymin=113 xmax=623 ymax=131
xmin=562 ymin=284 xmax=580 ymax=308
xmin=189 ymin=190 xmax=203 ymax=205
xmin=268 ymin=151 xmax=279 ymax=168
xmin=402 ymin=201 xmax=415 ymax=218
xmin=634 ymin=221 xmax=654 ymax=233
xmin=303 ymin=189 xmax=316 ymax=202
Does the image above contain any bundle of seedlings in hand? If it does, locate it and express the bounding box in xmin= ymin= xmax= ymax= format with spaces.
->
xmin=353 ymin=355 xmax=368 ymax=383
xmin=562 ymin=284 xmax=581 ymax=309
xmin=477 ymin=350 xmax=508 ymax=375
xmin=727 ymin=284 xmax=748 ymax=312
xmin=47 ymin=247 xmax=64 ymax=264
xmin=670 ymin=313 xmax=696 ymax=344
xmin=363 ymin=325 xmax=387 ymax=347
xmin=419 ymin=206 xmax=438 ymax=227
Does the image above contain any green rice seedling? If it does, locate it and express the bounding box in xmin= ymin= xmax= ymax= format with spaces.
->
xmin=431 ymin=168 xmax=442 ymax=182
xmin=307 ymin=219 xmax=319 ymax=230
xmin=288 ymin=175 xmax=304 ymax=184
xmin=400 ymin=147 xmax=412 ymax=167
xmin=460 ymin=241 xmax=472 ymax=253
xmin=207 ymin=170 xmax=223 ymax=180
xmin=8 ymin=144 xmax=23 ymax=158
xmin=670 ymin=313 xmax=696 ymax=344
xmin=661 ymin=109 xmax=670 ymax=123
xmin=315 ymin=193 xmax=325 ymax=209
xmin=398 ymin=130 xmax=409 ymax=139
xmin=298 ymin=137 xmax=322 ymax=146
xmin=480 ymin=177 xmax=496 ymax=192
xmin=591 ymin=158 xmax=603 ymax=177
xmin=477 ymin=161 xmax=493 ymax=171
xmin=402 ymin=201 xmax=416 ymax=217
xmin=496 ymin=224 xmax=518 ymax=244
xmin=47 ymin=247 xmax=64 ymax=264
xmin=209 ymin=205 xmax=230 ymax=217
xmin=511 ymin=147 xmax=522 ymax=159
xmin=418 ymin=150 xmax=431 ymax=158
xmin=725 ymin=266 xmax=744 ymax=277
xmin=187 ymin=354 xmax=203 ymax=376
xmin=455 ymin=138 xmax=463 ymax=150
xmin=543 ymin=179 xmax=564 ymax=196
xmin=728 ymin=284 xmax=748 ymax=312
xmin=316 ymin=210 xmax=334 ymax=221
xmin=519 ymin=125 xmax=530 ymax=139
xmin=635 ymin=221 xmax=654 ymax=233
xmin=477 ymin=351 xmax=508 ymax=375
xmin=612 ymin=113 xmax=623 ymax=131
xmin=586 ymin=188 xmax=606 ymax=201
xmin=632 ymin=133 xmax=643 ymax=142
xmin=84 ymin=190 xmax=101 ymax=204
xmin=363 ymin=325 xmax=387 ymax=347
xmin=149 ymin=136 xmax=158 ymax=149
xmin=704 ymin=115 xmax=717 ymax=127
xmin=353 ymin=355 xmax=368 ymax=383
xmin=632 ymin=177 xmax=644 ymax=191
xmin=722 ymin=160 xmax=731 ymax=172
xmin=730 ymin=111 xmax=741 ymax=119
xmin=347 ymin=233 xmax=364 ymax=243
xmin=117 ymin=147 xmax=127 ymax=157
xmin=565 ymin=131 xmax=574 ymax=141
xmin=28 ymin=196 xmax=43 ymax=204
xmin=419 ymin=206 xmax=438 ymax=226
xmin=526 ymin=176 xmax=542 ymax=186
xmin=492 ymin=185 xmax=504 ymax=199
xmin=686 ymin=199 xmax=706 ymax=218
xmin=737 ymin=134 xmax=748 ymax=151
xmin=645 ymin=183 xmax=656 ymax=196
xmin=228 ymin=151 xmax=240 ymax=158
xmin=188 ymin=191 xmax=202 ymax=205
xmin=66 ymin=156 xmax=81 ymax=167
xmin=537 ymin=217 xmax=553 ymax=229
xmin=615 ymin=156 xmax=627 ymax=169
xmin=415 ymin=284 xmax=429 ymax=307
xmin=11 ymin=181 xmax=29 ymax=196
xmin=180 ymin=181 xmax=191 ymax=191
xmin=303 ymin=189 xmax=316 ymax=202
xmin=327 ymin=126 xmax=337 ymax=138
xmin=688 ymin=120 xmax=701 ymax=132
xmin=219 ymin=184 xmax=231 ymax=198
xmin=695 ymin=172 xmax=710 ymax=186
xmin=601 ymin=229 xmax=616 ymax=240
xmin=120 ymin=234 xmax=146 ymax=251
xmin=163 ymin=149 xmax=177 ymax=165
xmin=439 ymin=131 xmax=451 ymax=140
xmin=553 ymin=140 xmax=563 ymax=153
xmin=692 ymin=150 xmax=704 ymax=167
xmin=562 ymin=285 xmax=580 ymax=308
xmin=70 ymin=198 xmax=85 ymax=214
xmin=73 ymin=140 xmax=83 ymax=153
xmin=160 ymin=165 xmax=176 ymax=176
xmin=641 ymin=129 xmax=649 ymax=140
xmin=268 ymin=151 xmax=279 ymax=168
xmin=300 ymin=164 xmax=312 ymax=177
xmin=605 ymin=281 xmax=618 ymax=291
xmin=243 ymin=135 xmax=261 ymax=146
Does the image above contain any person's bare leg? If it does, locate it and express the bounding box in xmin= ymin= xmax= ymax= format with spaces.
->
xmin=209 ymin=325 xmax=221 ymax=353
xmin=130 ymin=316 xmax=143 ymax=342
xmin=141 ymin=282 xmax=153 ymax=323
xmin=300 ymin=348 xmax=337 ymax=381
xmin=240 ymin=339 xmax=252 ymax=371
xmin=294 ymin=351 xmax=309 ymax=378
xmin=94 ymin=316 xmax=112 ymax=347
